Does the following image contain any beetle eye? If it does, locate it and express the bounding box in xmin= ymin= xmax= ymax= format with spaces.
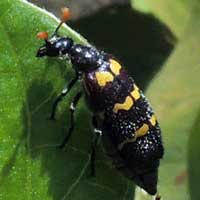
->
xmin=36 ymin=46 xmax=47 ymax=57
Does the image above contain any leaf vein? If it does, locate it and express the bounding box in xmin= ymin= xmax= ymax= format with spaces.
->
xmin=61 ymin=157 xmax=90 ymax=200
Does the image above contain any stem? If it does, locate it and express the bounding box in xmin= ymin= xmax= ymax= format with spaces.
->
xmin=134 ymin=186 xmax=156 ymax=200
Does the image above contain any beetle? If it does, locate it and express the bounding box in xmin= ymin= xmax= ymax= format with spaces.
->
xmin=36 ymin=8 xmax=164 ymax=197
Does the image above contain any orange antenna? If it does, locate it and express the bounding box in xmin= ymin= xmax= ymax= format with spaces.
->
xmin=61 ymin=7 xmax=71 ymax=22
xmin=37 ymin=31 xmax=49 ymax=41
xmin=55 ymin=7 xmax=71 ymax=34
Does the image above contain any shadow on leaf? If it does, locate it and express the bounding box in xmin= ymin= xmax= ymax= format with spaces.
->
xmin=20 ymin=79 xmax=131 ymax=200
xmin=71 ymin=5 xmax=176 ymax=89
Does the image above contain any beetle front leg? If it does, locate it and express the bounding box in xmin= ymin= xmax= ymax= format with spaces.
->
xmin=90 ymin=116 xmax=102 ymax=176
xmin=49 ymin=74 xmax=79 ymax=120
xmin=59 ymin=91 xmax=82 ymax=149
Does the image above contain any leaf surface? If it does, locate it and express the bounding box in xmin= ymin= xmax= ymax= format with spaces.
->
xmin=133 ymin=0 xmax=200 ymax=38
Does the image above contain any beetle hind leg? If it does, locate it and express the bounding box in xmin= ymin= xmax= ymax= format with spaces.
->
xmin=49 ymin=75 xmax=79 ymax=120
xmin=58 ymin=91 xmax=82 ymax=149
xmin=90 ymin=116 xmax=102 ymax=176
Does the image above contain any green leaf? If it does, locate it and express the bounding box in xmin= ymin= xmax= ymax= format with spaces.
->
xmin=145 ymin=9 xmax=200 ymax=200
xmin=133 ymin=0 xmax=200 ymax=38
xmin=188 ymin=110 xmax=200 ymax=200
xmin=0 ymin=1 xmax=133 ymax=199
xmin=188 ymin=110 xmax=200 ymax=199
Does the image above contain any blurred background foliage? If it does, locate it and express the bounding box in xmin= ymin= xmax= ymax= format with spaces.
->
xmin=0 ymin=0 xmax=200 ymax=199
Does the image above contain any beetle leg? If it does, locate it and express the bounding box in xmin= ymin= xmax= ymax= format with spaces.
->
xmin=155 ymin=195 xmax=161 ymax=200
xmin=117 ymin=135 xmax=137 ymax=151
xmin=90 ymin=116 xmax=102 ymax=176
xmin=58 ymin=91 xmax=82 ymax=149
xmin=49 ymin=74 xmax=79 ymax=120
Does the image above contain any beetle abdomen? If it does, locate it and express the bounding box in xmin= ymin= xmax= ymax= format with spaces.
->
xmin=83 ymin=58 xmax=164 ymax=195
xmin=102 ymin=125 xmax=163 ymax=195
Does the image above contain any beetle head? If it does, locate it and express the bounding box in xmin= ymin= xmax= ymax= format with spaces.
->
xmin=36 ymin=7 xmax=72 ymax=58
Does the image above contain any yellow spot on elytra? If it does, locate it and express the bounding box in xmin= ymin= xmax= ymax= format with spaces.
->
xmin=95 ymin=71 xmax=114 ymax=86
xmin=118 ymin=122 xmax=150 ymax=150
xmin=149 ymin=115 xmax=157 ymax=126
xmin=113 ymin=96 xmax=133 ymax=113
xmin=135 ymin=123 xmax=149 ymax=137
xmin=130 ymin=84 xmax=140 ymax=100
xmin=109 ymin=59 xmax=121 ymax=75
xmin=134 ymin=84 xmax=139 ymax=90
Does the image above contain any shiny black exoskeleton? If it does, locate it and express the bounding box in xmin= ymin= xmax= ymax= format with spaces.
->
xmin=37 ymin=36 xmax=109 ymax=72
xmin=36 ymin=20 xmax=164 ymax=197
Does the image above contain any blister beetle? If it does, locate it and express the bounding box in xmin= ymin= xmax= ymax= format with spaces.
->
xmin=36 ymin=8 xmax=164 ymax=197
